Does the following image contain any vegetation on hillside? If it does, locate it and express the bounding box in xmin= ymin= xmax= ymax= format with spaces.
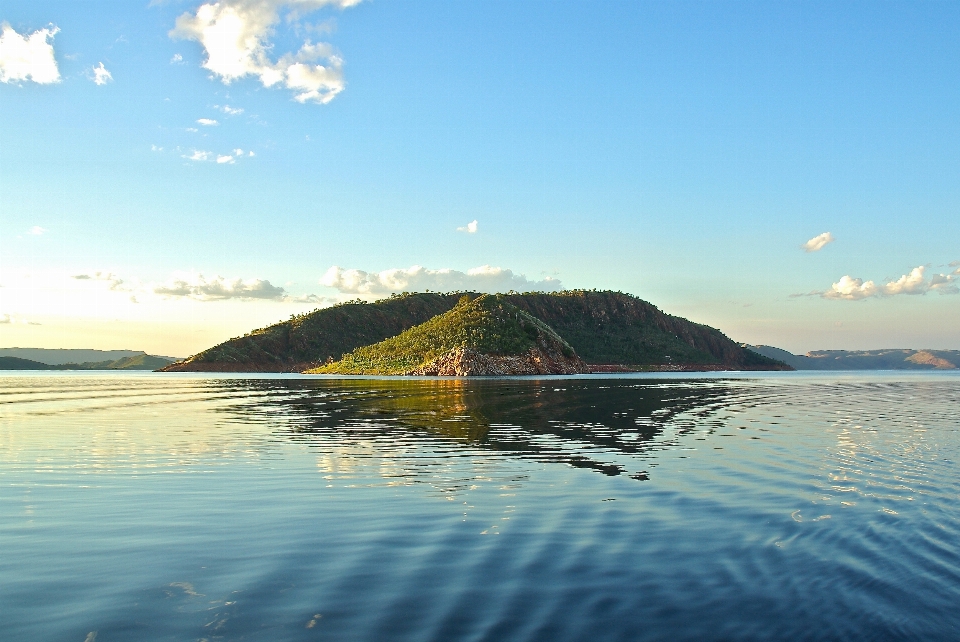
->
xmin=501 ymin=291 xmax=781 ymax=368
xmin=311 ymin=294 xmax=576 ymax=375
xmin=163 ymin=293 xmax=464 ymax=372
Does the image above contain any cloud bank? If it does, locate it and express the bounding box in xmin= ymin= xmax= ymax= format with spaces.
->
xmin=0 ymin=24 xmax=60 ymax=84
xmin=820 ymin=265 xmax=960 ymax=300
xmin=320 ymin=265 xmax=563 ymax=295
xmin=154 ymin=273 xmax=287 ymax=300
xmin=171 ymin=0 xmax=361 ymax=104
xmin=802 ymin=232 xmax=834 ymax=253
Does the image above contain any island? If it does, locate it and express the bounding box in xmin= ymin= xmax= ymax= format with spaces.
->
xmin=160 ymin=290 xmax=790 ymax=374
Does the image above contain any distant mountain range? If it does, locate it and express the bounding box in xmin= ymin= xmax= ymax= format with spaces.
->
xmin=746 ymin=346 xmax=960 ymax=370
xmin=0 ymin=349 xmax=177 ymax=371
xmin=162 ymin=290 xmax=789 ymax=374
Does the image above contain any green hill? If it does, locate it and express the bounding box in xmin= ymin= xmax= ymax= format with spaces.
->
xmin=311 ymin=294 xmax=586 ymax=375
xmin=162 ymin=293 xmax=464 ymax=372
xmin=500 ymin=291 xmax=778 ymax=369
xmin=162 ymin=290 xmax=789 ymax=373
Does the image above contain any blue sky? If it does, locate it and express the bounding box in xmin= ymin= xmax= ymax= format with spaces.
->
xmin=1 ymin=0 xmax=958 ymax=356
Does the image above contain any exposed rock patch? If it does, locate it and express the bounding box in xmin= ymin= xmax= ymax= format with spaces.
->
xmin=408 ymin=339 xmax=588 ymax=376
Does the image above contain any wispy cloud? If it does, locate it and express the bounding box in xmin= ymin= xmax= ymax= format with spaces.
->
xmin=807 ymin=265 xmax=960 ymax=300
xmin=196 ymin=117 xmax=218 ymax=126
xmin=90 ymin=62 xmax=112 ymax=85
xmin=320 ymin=265 xmax=563 ymax=295
xmin=0 ymin=24 xmax=60 ymax=84
xmin=170 ymin=0 xmax=361 ymax=104
xmin=185 ymin=149 xmax=212 ymax=161
xmin=27 ymin=225 xmax=48 ymax=235
xmin=802 ymin=232 xmax=834 ymax=253
xmin=154 ymin=272 xmax=287 ymax=300
xmin=183 ymin=148 xmax=252 ymax=163
xmin=170 ymin=53 xmax=184 ymax=64
xmin=0 ymin=313 xmax=41 ymax=325
xmin=72 ymin=271 xmax=126 ymax=291
xmin=71 ymin=269 xmax=319 ymax=303
xmin=216 ymin=104 xmax=243 ymax=115
xmin=457 ymin=220 xmax=478 ymax=234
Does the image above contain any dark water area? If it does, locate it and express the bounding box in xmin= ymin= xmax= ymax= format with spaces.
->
xmin=2 ymin=372 xmax=959 ymax=641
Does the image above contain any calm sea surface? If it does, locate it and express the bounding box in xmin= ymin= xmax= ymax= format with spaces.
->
xmin=2 ymin=372 xmax=959 ymax=641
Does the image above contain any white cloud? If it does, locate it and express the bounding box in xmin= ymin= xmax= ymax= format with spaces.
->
xmin=27 ymin=225 xmax=47 ymax=235
xmin=154 ymin=272 xmax=287 ymax=300
xmin=72 ymin=271 xmax=127 ymax=291
xmin=822 ymin=265 xmax=958 ymax=300
xmin=320 ymin=265 xmax=563 ymax=295
xmin=217 ymin=104 xmax=244 ymax=115
xmin=91 ymin=62 xmax=112 ymax=85
xmin=171 ymin=53 xmax=184 ymax=64
xmin=184 ymin=147 xmax=251 ymax=164
xmin=0 ymin=24 xmax=60 ymax=84
xmin=170 ymin=0 xmax=360 ymax=104
xmin=457 ymin=220 xmax=478 ymax=234
xmin=823 ymin=275 xmax=879 ymax=300
xmin=802 ymin=232 xmax=834 ymax=253
xmin=197 ymin=117 xmax=218 ymax=126
xmin=0 ymin=313 xmax=40 ymax=325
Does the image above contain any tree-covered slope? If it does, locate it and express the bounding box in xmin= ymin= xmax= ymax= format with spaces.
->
xmin=501 ymin=291 xmax=782 ymax=368
xmin=162 ymin=293 xmax=464 ymax=372
xmin=311 ymin=294 xmax=584 ymax=375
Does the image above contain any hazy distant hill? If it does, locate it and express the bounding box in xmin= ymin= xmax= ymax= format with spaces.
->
xmin=164 ymin=291 xmax=789 ymax=373
xmin=0 ymin=348 xmax=179 ymax=365
xmin=747 ymin=346 xmax=959 ymax=370
xmin=0 ymin=356 xmax=59 ymax=370
xmin=0 ymin=351 xmax=176 ymax=370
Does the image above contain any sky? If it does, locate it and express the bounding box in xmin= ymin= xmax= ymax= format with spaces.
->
xmin=1 ymin=0 xmax=958 ymax=357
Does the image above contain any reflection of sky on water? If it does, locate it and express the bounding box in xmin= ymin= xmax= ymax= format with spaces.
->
xmin=3 ymin=373 xmax=960 ymax=641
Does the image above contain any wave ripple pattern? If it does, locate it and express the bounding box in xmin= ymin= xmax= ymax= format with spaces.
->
xmin=1 ymin=372 xmax=959 ymax=641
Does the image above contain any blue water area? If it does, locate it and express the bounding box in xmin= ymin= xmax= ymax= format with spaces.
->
xmin=1 ymin=372 xmax=959 ymax=641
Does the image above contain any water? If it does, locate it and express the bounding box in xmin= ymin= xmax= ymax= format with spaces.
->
xmin=2 ymin=372 xmax=959 ymax=641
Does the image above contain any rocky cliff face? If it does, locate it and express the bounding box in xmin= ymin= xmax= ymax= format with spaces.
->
xmin=407 ymin=339 xmax=589 ymax=376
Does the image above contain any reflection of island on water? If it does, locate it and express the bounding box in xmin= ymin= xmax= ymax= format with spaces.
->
xmin=220 ymin=377 xmax=758 ymax=481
